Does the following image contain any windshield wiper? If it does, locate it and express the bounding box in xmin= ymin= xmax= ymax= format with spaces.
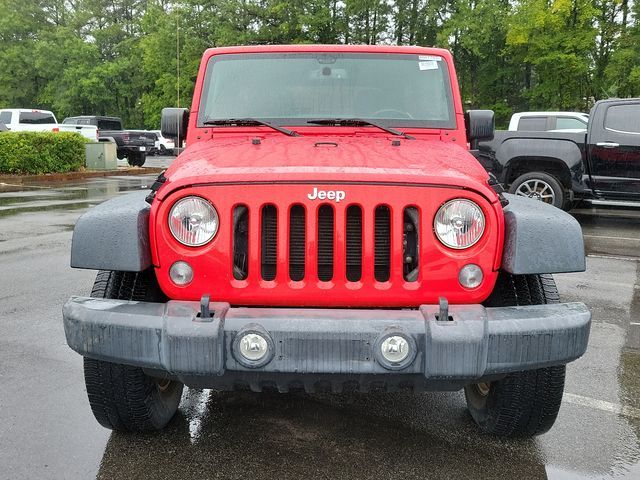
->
xmin=306 ymin=118 xmax=415 ymax=140
xmin=203 ymin=118 xmax=300 ymax=137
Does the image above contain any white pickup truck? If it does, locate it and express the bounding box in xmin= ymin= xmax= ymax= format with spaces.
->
xmin=0 ymin=109 xmax=98 ymax=141
xmin=508 ymin=111 xmax=589 ymax=131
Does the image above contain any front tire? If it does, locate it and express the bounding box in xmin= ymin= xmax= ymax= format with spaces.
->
xmin=464 ymin=273 xmax=566 ymax=437
xmin=83 ymin=270 xmax=183 ymax=432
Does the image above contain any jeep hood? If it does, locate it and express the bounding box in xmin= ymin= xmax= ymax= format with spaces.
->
xmin=157 ymin=134 xmax=497 ymax=202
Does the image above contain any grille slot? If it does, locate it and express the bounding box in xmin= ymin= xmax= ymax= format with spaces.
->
xmin=403 ymin=207 xmax=419 ymax=282
xmin=346 ymin=205 xmax=362 ymax=282
xmin=374 ymin=205 xmax=391 ymax=282
xmin=317 ymin=205 xmax=334 ymax=281
xmin=232 ymin=205 xmax=249 ymax=280
xmin=289 ymin=205 xmax=306 ymax=281
xmin=261 ymin=205 xmax=277 ymax=281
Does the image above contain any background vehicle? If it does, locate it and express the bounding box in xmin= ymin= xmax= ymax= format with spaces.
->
xmin=62 ymin=115 xmax=154 ymax=167
xmin=508 ymin=111 xmax=589 ymax=131
xmin=151 ymin=130 xmax=175 ymax=155
xmin=478 ymin=98 xmax=640 ymax=209
xmin=64 ymin=45 xmax=590 ymax=438
xmin=0 ymin=108 xmax=98 ymax=141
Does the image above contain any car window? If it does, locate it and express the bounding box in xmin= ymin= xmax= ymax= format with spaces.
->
xmin=604 ymin=104 xmax=640 ymax=134
xmin=517 ymin=117 xmax=547 ymax=131
xmin=0 ymin=111 xmax=12 ymax=124
xmin=19 ymin=111 xmax=56 ymax=124
xmin=97 ymin=119 xmax=123 ymax=130
xmin=556 ymin=117 xmax=587 ymax=129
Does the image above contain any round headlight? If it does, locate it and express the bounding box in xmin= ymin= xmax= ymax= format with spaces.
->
xmin=169 ymin=196 xmax=219 ymax=246
xmin=434 ymin=199 xmax=485 ymax=249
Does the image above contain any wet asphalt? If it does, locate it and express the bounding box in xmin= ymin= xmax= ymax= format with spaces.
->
xmin=0 ymin=157 xmax=639 ymax=479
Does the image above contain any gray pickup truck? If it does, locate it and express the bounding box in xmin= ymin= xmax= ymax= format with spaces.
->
xmin=477 ymin=98 xmax=640 ymax=209
xmin=63 ymin=115 xmax=155 ymax=167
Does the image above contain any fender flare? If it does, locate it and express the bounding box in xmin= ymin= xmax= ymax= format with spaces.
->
xmin=501 ymin=194 xmax=586 ymax=274
xmin=70 ymin=191 xmax=151 ymax=272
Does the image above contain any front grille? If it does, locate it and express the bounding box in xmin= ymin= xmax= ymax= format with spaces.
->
xmin=232 ymin=202 xmax=420 ymax=284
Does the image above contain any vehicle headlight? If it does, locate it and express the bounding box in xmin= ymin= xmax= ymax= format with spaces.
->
xmin=434 ymin=199 xmax=485 ymax=249
xmin=169 ymin=196 xmax=219 ymax=246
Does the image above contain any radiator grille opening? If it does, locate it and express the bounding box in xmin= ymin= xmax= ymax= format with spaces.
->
xmin=232 ymin=205 xmax=249 ymax=280
xmin=403 ymin=207 xmax=419 ymax=282
xmin=374 ymin=205 xmax=391 ymax=282
xmin=317 ymin=205 xmax=334 ymax=281
xmin=346 ymin=205 xmax=362 ymax=282
xmin=261 ymin=205 xmax=277 ymax=281
xmin=289 ymin=205 xmax=306 ymax=281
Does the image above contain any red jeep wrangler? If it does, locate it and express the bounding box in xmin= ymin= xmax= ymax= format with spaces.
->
xmin=63 ymin=45 xmax=591 ymax=437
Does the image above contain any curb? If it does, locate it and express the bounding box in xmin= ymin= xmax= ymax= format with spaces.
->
xmin=0 ymin=167 xmax=164 ymax=185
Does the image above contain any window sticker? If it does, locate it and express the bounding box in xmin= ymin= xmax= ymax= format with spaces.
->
xmin=418 ymin=55 xmax=442 ymax=61
xmin=418 ymin=60 xmax=438 ymax=71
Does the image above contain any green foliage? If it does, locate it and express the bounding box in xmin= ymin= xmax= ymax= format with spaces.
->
xmin=0 ymin=132 xmax=86 ymax=174
xmin=0 ymin=0 xmax=638 ymax=127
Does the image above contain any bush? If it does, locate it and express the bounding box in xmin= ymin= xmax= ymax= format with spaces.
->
xmin=0 ymin=131 xmax=86 ymax=174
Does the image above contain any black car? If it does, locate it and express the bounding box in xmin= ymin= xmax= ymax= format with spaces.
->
xmin=476 ymin=98 xmax=640 ymax=209
xmin=62 ymin=116 xmax=155 ymax=167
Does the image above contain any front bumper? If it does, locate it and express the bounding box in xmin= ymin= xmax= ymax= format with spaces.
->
xmin=63 ymin=297 xmax=590 ymax=391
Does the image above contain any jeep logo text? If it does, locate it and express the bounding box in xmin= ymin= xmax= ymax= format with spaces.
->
xmin=307 ymin=187 xmax=345 ymax=202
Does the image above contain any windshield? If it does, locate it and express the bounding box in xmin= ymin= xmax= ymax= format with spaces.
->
xmin=198 ymin=53 xmax=456 ymax=129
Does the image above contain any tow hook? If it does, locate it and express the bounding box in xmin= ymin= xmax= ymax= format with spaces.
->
xmin=198 ymin=293 xmax=214 ymax=322
xmin=437 ymin=297 xmax=452 ymax=322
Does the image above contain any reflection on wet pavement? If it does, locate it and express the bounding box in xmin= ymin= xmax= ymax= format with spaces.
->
xmin=0 ymin=176 xmax=157 ymax=242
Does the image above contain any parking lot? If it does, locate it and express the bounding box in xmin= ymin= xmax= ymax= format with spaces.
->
xmin=0 ymin=163 xmax=639 ymax=479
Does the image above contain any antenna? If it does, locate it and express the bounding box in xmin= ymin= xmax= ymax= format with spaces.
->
xmin=176 ymin=6 xmax=180 ymax=108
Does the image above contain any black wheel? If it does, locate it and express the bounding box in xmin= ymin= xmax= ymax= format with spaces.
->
xmin=159 ymin=144 xmax=167 ymax=154
xmin=509 ymin=172 xmax=565 ymax=209
xmin=83 ymin=270 xmax=183 ymax=432
xmin=127 ymin=152 xmax=146 ymax=167
xmin=464 ymin=273 xmax=566 ymax=437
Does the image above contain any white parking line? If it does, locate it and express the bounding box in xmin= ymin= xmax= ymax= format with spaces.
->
xmin=587 ymin=254 xmax=640 ymax=262
xmin=584 ymin=235 xmax=640 ymax=242
xmin=564 ymin=393 xmax=640 ymax=420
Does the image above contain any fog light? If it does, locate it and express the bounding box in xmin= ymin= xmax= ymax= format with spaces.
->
xmin=459 ymin=264 xmax=483 ymax=288
xmin=380 ymin=336 xmax=410 ymax=363
xmin=238 ymin=333 xmax=269 ymax=361
xmin=169 ymin=261 xmax=193 ymax=285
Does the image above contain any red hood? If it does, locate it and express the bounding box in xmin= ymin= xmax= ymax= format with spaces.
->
xmin=157 ymin=134 xmax=497 ymax=202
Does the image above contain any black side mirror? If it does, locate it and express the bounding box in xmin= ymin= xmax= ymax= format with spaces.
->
xmin=465 ymin=110 xmax=495 ymax=147
xmin=161 ymin=108 xmax=189 ymax=144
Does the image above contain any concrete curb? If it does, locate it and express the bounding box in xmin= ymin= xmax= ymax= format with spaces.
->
xmin=0 ymin=167 xmax=164 ymax=185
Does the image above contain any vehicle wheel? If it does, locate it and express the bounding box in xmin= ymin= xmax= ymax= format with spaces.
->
xmin=159 ymin=144 xmax=166 ymax=154
xmin=509 ymin=172 xmax=565 ymax=209
xmin=83 ymin=270 xmax=183 ymax=432
xmin=464 ymin=273 xmax=566 ymax=437
xmin=127 ymin=152 xmax=146 ymax=167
